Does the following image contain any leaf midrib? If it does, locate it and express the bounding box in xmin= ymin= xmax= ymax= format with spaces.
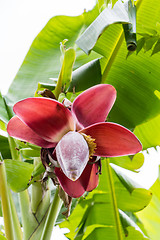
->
xmin=101 ymin=0 xmax=144 ymax=83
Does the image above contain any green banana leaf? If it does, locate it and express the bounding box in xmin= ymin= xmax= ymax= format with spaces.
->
xmin=0 ymin=92 xmax=9 ymax=124
xmin=0 ymin=135 xmax=11 ymax=160
xmin=136 ymin=166 xmax=160 ymax=240
xmin=4 ymin=159 xmax=34 ymax=192
xmin=69 ymin=59 xmax=102 ymax=92
xmin=76 ymin=0 xmax=130 ymax=54
xmin=84 ymin=0 xmax=160 ymax=129
xmin=111 ymin=164 xmax=152 ymax=212
xmin=0 ymin=234 xmax=7 ymax=240
xmin=110 ymin=153 xmax=144 ymax=172
xmin=119 ymin=210 xmax=148 ymax=239
xmin=134 ymin=114 xmax=160 ymax=150
xmin=97 ymin=0 xmax=119 ymax=11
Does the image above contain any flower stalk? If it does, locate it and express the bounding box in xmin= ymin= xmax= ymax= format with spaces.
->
xmin=31 ymin=157 xmax=43 ymax=213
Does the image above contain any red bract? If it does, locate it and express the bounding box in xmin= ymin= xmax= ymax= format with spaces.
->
xmin=7 ymin=84 xmax=142 ymax=198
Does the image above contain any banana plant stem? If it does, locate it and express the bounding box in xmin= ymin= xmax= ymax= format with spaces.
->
xmin=0 ymin=162 xmax=14 ymax=240
xmin=7 ymin=136 xmax=34 ymax=239
xmin=40 ymin=187 xmax=63 ymax=240
xmin=8 ymin=191 xmax=23 ymax=240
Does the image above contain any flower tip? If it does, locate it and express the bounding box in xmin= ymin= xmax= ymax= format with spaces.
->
xmin=66 ymin=170 xmax=79 ymax=181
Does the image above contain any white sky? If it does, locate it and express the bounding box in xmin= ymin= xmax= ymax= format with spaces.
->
xmin=0 ymin=0 xmax=160 ymax=238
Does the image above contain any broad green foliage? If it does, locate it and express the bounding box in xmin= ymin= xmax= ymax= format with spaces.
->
xmin=119 ymin=210 xmax=148 ymax=239
xmin=0 ymin=202 xmax=2 ymax=217
xmin=92 ymin=0 xmax=160 ymax=129
xmin=0 ymin=234 xmax=7 ymax=240
xmin=110 ymin=152 xmax=144 ymax=171
xmin=111 ymin=164 xmax=152 ymax=212
xmin=0 ymin=136 xmax=11 ymax=160
xmin=125 ymin=227 xmax=148 ymax=240
xmin=136 ymin=25 xmax=160 ymax=55
xmin=137 ymin=167 xmax=160 ymax=240
xmin=76 ymin=1 xmax=130 ymax=54
xmin=97 ymin=0 xmax=119 ymax=12
xmin=69 ymin=59 xmax=102 ymax=92
xmin=134 ymin=114 xmax=160 ymax=150
xmin=0 ymin=121 xmax=6 ymax=132
xmin=4 ymin=160 xmax=34 ymax=192
xmin=20 ymin=148 xmax=41 ymax=160
xmin=0 ymin=92 xmax=9 ymax=124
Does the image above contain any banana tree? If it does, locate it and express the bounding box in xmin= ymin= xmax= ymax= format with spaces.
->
xmin=0 ymin=0 xmax=160 ymax=239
